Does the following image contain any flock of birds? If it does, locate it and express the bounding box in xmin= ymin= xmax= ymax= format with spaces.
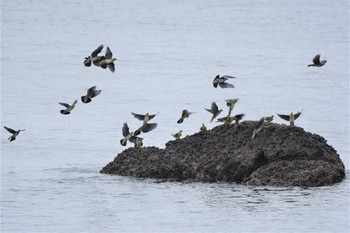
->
xmin=3 ymin=45 xmax=327 ymax=146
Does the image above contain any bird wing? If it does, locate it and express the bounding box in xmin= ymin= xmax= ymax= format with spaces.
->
xmin=313 ymin=54 xmax=321 ymax=65
xmin=129 ymin=136 xmax=143 ymax=143
xmin=141 ymin=123 xmax=157 ymax=133
xmin=294 ymin=110 xmax=303 ymax=120
xmin=86 ymin=86 xmax=97 ymax=97
xmin=59 ymin=102 xmax=70 ymax=108
xmin=235 ymin=113 xmax=245 ymax=121
xmin=122 ymin=122 xmax=129 ymax=137
xmin=255 ymin=118 xmax=265 ymax=129
xmin=4 ymin=126 xmax=16 ymax=134
xmin=211 ymin=102 xmax=219 ymax=113
xmin=131 ymin=112 xmax=146 ymax=121
xmin=222 ymin=75 xmax=236 ymax=79
xmin=91 ymin=45 xmax=104 ymax=57
xmin=91 ymin=89 xmax=101 ymax=98
xmin=108 ymin=63 xmax=115 ymax=72
xmin=147 ymin=113 xmax=157 ymax=121
xmin=218 ymin=82 xmax=234 ymax=88
xmin=105 ymin=46 xmax=113 ymax=59
xmin=72 ymin=100 xmax=78 ymax=106
xmin=277 ymin=113 xmax=290 ymax=121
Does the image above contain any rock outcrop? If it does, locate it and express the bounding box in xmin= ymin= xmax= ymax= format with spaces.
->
xmin=101 ymin=121 xmax=345 ymax=187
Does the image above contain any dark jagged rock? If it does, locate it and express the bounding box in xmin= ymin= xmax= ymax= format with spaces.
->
xmin=101 ymin=121 xmax=345 ymax=187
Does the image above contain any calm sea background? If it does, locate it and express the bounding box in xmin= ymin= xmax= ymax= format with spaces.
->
xmin=1 ymin=0 xmax=349 ymax=232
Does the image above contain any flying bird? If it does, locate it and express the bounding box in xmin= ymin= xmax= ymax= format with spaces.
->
xmin=172 ymin=130 xmax=182 ymax=139
xmin=59 ymin=100 xmax=77 ymax=115
xmin=132 ymin=112 xmax=158 ymax=124
xmin=308 ymin=54 xmax=327 ymax=67
xmin=205 ymin=102 xmax=222 ymax=122
xmin=84 ymin=44 xmax=104 ymax=67
xmin=177 ymin=109 xmax=194 ymax=124
xmin=276 ymin=110 xmax=303 ymax=126
xmin=81 ymin=86 xmax=101 ymax=103
xmin=120 ymin=122 xmax=142 ymax=146
xmin=213 ymin=75 xmax=236 ymax=88
xmin=100 ymin=46 xmax=117 ymax=72
xmin=4 ymin=126 xmax=25 ymax=142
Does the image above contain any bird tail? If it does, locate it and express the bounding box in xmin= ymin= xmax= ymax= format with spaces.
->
xmin=308 ymin=64 xmax=314 ymax=67
xmin=177 ymin=118 xmax=184 ymax=124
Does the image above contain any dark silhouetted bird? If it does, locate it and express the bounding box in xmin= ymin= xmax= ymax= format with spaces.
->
xmin=81 ymin=86 xmax=101 ymax=103
xmin=213 ymin=75 xmax=236 ymax=88
xmin=84 ymin=45 xmax=104 ymax=67
xmin=4 ymin=126 xmax=25 ymax=142
xmin=308 ymin=54 xmax=327 ymax=67
xmin=100 ymin=46 xmax=117 ymax=72
xmin=177 ymin=109 xmax=194 ymax=124
xmin=59 ymin=100 xmax=77 ymax=115
xmin=205 ymin=102 xmax=222 ymax=122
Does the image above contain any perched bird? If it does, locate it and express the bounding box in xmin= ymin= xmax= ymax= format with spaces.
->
xmin=252 ymin=117 xmax=265 ymax=139
xmin=81 ymin=86 xmax=101 ymax=103
xmin=308 ymin=54 xmax=327 ymax=67
xmin=100 ymin=46 xmax=117 ymax=72
xmin=213 ymin=75 xmax=236 ymax=88
xmin=134 ymin=137 xmax=143 ymax=148
xmin=264 ymin=115 xmax=274 ymax=123
xmin=59 ymin=100 xmax=77 ymax=115
xmin=132 ymin=112 xmax=158 ymax=124
xmin=4 ymin=126 xmax=25 ymax=142
xmin=277 ymin=110 xmax=303 ymax=126
xmin=120 ymin=122 xmax=141 ymax=146
xmin=84 ymin=44 xmax=104 ymax=67
xmin=205 ymin=102 xmax=222 ymax=122
xmin=200 ymin=123 xmax=207 ymax=131
xmin=225 ymin=98 xmax=239 ymax=116
xmin=177 ymin=109 xmax=194 ymax=124
xmin=172 ymin=130 xmax=182 ymax=139
xmin=134 ymin=122 xmax=158 ymax=136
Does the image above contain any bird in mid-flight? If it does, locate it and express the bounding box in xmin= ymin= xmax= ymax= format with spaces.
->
xmin=213 ymin=75 xmax=236 ymax=88
xmin=308 ymin=54 xmax=327 ymax=67
xmin=4 ymin=126 xmax=25 ymax=142
xmin=81 ymin=86 xmax=101 ymax=103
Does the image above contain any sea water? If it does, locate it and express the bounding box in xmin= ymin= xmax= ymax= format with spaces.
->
xmin=1 ymin=0 xmax=349 ymax=232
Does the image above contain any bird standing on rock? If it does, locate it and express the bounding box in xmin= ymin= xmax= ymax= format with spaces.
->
xmin=252 ymin=118 xmax=265 ymax=139
xmin=84 ymin=44 xmax=104 ymax=67
xmin=277 ymin=110 xmax=303 ymax=126
xmin=4 ymin=126 xmax=25 ymax=142
xmin=100 ymin=46 xmax=117 ymax=72
xmin=205 ymin=102 xmax=222 ymax=122
xmin=308 ymin=54 xmax=327 ymax=67
xmin=59 ymin=100 xmax=77 ymax=115
xmin=172 ymin=130 xmax=182 ymax=139
xmin=213 ymin=75 xmax=236 ymax=88
xmin=200 ymin=123 xmax=207 ymax=131
xmin=177 ymin=109 xmax=194 ymax=124
xmin=81 ymin=86 xmax=101 ymax=103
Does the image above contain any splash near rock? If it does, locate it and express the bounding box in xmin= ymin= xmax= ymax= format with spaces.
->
xmin=101 ymin=121 xmax=345 ymax=187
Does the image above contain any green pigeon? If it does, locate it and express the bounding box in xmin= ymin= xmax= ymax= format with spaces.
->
xmin=4 ymin=126 xmax=25 ymax=142
xmin=134 ymin=137 xmax=143 ymax=148
xmin=59 ymin=100 xmax=77 ymax=115
xmin=177 ymin=109 xmax=194 ymax=124
xmin=205 ymin=102 xmax=223 ymax=122
xmin=84 ymin=44 xmax=104 ymax=67
xmin=225 ymin=98 xmax=239 ymax=116
xmin=277 ymin=110 xmax=303 ymax=126
xmin=213 ymin=75 xmax=236 ymax=88
xmin=132 ymin=112 xmax=158 ymax=124
xmin=172 ymin=130 xmax=182 ymax=139
xmin=81 ymin=86 xmax=101 ymax=103
xmin=100 ymin=46 xmax=117 ymax=72
xmin=200 ymin=123 xmax=207 ymax=131
xmin=308 ymin=54 xmax=327 ymax=67
xmin=264 ymin=115 xmax=274 ymax=123
xmin=120 ymin=122 xmax=142 ymax=146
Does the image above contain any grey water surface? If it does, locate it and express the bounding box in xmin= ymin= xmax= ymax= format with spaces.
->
xmin=1 ymin=0 xmax=349 ymax=232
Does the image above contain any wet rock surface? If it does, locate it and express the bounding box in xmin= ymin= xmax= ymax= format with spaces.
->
xmin=101 ymin=121 xmax=345 ymax=187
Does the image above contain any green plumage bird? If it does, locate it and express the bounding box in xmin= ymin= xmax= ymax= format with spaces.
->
xmin=277 ymin=110 xmax=302 ymax=126
xmin=177 ymin=109 xmax=194 ymax=124
xmin=59 ymin=100 xmax=77 ymax=115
